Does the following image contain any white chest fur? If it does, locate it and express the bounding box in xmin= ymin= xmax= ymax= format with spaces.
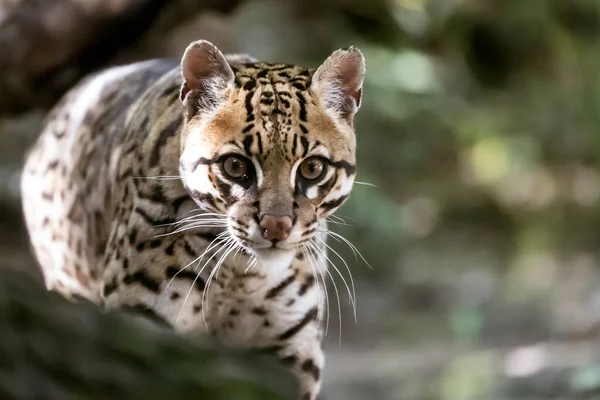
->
xmin=203 ymin=249 xmax=323 ymax=347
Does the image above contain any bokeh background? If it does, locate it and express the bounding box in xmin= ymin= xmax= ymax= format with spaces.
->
xmin=2 ymin=0 xmax=600 ymax=399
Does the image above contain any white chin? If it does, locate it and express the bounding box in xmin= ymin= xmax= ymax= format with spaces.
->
xmin=252 ymin=247 xmax=296 ymax=267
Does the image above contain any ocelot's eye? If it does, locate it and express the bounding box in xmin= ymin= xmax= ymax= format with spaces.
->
xmin=298 ymin=157 xmax=327 ymax=182
xmin=222 ymin=155 xmax=251 ymax=180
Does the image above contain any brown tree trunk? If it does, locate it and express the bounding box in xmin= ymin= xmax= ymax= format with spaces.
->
xmin=0 ymin=0 xmax=240 ymax=115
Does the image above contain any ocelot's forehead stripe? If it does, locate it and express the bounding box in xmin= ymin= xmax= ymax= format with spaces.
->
xmin=231 ymin=63 xmax=314 ymax=159
xmin=242 ymin=134 xmax=254 ymax=156
xmin=244 ymin=89 xmax=255 ymax=123
xmin=296 ymin=91 xmax=308 ymax=122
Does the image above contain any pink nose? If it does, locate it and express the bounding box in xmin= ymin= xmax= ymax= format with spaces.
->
xmin=259 ymin=214 xmax=293 ymax=241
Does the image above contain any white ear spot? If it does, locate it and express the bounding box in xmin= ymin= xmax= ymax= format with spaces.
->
xmin=311 ymin=46 xmax=366 ymax=120
xmin=180 ymin=40 xmax=235 ymax=111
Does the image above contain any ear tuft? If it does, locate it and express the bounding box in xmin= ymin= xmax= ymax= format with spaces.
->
xmin=180 ymin=40 xmax=235 ymax=109
xmin=311 ymin=46 xmax=365 ymax=120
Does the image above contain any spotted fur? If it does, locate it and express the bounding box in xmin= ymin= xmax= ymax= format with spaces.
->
xmin=21 ymin=40 xmax=365 ymax=400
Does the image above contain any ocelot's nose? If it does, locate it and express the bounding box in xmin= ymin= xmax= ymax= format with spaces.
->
xmin=259 ymin=214 xmax=293 ymax=241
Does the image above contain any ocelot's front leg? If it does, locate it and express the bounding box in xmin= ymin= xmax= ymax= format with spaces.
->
xmin=276 ymin=334 xmax=325 ymax=400
xmin=264 ymin=261 xmax=326 ymax=399
xmin=258 ymin=286 xmax=325 ymax=399
xmin=211 ymin=270 xmax=326 ymax=398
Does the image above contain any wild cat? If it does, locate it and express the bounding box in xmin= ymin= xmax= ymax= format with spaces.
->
xmin=21 ymin=39 xmax=365 ymax=399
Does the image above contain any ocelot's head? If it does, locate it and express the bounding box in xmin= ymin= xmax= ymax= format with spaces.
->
xmin=178 ymin=40 xmax=364 ymax=261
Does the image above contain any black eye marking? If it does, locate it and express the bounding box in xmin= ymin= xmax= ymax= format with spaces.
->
xmin=319 ymin=194 xmax=349 ymax=214
xmin=189 ymin=190 xmax=218 ymax=210
xmin=330 ymin=159 xmax=356 ymax=176
xmin=186 ymin=154 xmax=220 ymax=173
xmin=300 ymin=136 xmax=309 ymax=157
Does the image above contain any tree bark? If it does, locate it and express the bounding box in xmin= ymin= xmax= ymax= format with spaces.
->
xmin=0 ymin=0 xmax=241 ymax=115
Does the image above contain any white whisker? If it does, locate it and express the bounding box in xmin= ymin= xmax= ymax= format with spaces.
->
xmin=155 ymin=211 xmax=228 ymax=228
xmin=244 ymin=256 xmax=258 ymax=274
xmin=304 ymin=244 xmax=328 ymax=334
xmin=317 ymin=226 xmax=372 ymax=270
xmin=313 ymin=235 xmax=357 ymax=322
xmin=354 ymin=181 xmax=377 ymax=188
xmin=162 ymin=255 xmax=203 ymax=295
xmin=201 ymin=239 xmax=238 ymax=327
xmin=154 ymin=216 xmax=228 ymax=236
xmin=330 ymin=214 xmax=359 ymax=225
xmin=132 ymin=175 xmax=183 ymax=180
xmin=161 ymin=231 xmax=229 ymax=296
xmin=327 ymin=214 xmax=351 ymax=227
xmin=308 ymin=240 xmax=342 ymax=346
xmin=171 ymin=216 xmax=228 ymax=226
xmin=154 ymin=223 xmax=227 ymax=238
xmin=175 ymin=235 xmax=231 ymax=325
xmin=301 ymin=245 xmax=325 ymax=327
xmin=326 ymin=217 xmax=350 ymax=227
xmin=173 ymin=222 xmax=229 ymax=229
xmin=171 ymin=221 xmax=228 ymax=231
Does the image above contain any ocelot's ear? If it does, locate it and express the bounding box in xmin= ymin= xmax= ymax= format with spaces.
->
xmin=180 ymin=40 xmax=235 ymax=111
xmin=311 ymin=46 xmax=365 ymax=121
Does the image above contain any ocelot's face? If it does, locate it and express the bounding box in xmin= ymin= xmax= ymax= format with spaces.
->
xmin=178 ymin=41 xmax=364 ymax=259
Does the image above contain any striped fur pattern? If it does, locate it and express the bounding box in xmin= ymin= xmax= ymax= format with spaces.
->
xmin=20 ymin=40 xmax=365 ymax=400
